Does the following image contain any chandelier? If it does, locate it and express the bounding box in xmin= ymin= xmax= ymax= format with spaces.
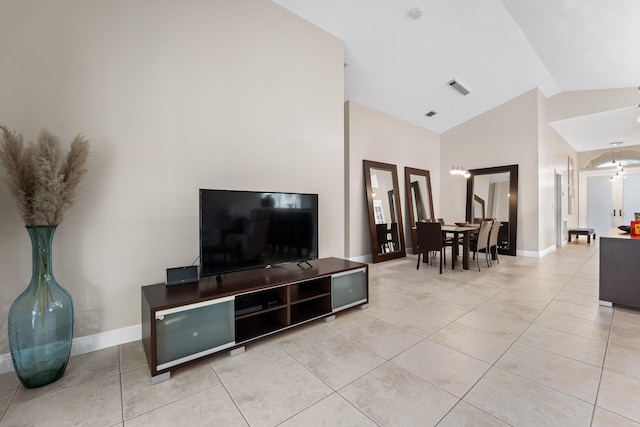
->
xmin=609 ymin=142 xmax=626 ymax=182
xmin=450 ymin=165 xmax=470 ymax=178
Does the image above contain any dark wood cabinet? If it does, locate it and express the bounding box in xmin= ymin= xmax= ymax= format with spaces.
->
xmin=599 ymin=231 xmax=640 ymax=309
xmin=141 ymin=257 xmax=368 ymax=383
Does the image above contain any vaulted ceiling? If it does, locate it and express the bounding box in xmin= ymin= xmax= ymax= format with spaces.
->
xmin=272 ymin=0 xmax=640 ymax=152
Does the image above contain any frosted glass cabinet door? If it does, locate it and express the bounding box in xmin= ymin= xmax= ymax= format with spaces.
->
xmin=332 ymin=268 xmax=367 ymax=311
xmin=155 ymin=297 xmax=235 ymax=371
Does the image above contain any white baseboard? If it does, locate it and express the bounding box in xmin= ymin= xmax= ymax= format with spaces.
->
xmin=538 ymin=244 xmax=557 ymax=257
xmin=0 ymin=324 xmax=142 ymax=375
xmin=517 ymin=249 xmax=543 ymax=258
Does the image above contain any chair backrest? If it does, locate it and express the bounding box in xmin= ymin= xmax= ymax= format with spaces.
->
xmin=389 ymin=222 xmax=399 ymax=245
xmin=376 ymin=223 xmax=389 ymax=251
xmin=376 ymin=223 xmax=388 ymax=242
xmin=476 ymin=220 xmax=492 ymax=251
xmin=437 ymin=218 xmax=445 ymax=225
xmin=416 ymin=221 xmax=443 ymax=253
xmin=488 ymin=219 xmax=501 ymax=248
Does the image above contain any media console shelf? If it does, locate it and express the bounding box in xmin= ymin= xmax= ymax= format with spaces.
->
xmin=141 ymin=257 xmax=368 ymax=383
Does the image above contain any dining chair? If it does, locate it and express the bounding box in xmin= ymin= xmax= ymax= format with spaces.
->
xmin=389 ymin=222 xmax=399 ymax=250
xmin=376 ymin=223 xmax=390 ymax=253
xmin=488 ymin=219 xmax=501 ymax=265
xmin=438 ymin=217 xmax=462 ymax=262
xmin=416 ymin=221 xmax=445 ymax=274
xmin=470 ymin=219 xmax=492 ymax=271
xmin=418 ymin=219 xmax=444 ymax=263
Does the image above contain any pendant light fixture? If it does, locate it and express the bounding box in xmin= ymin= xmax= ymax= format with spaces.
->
xmin=609 ymin=142 xmax=626 ymax=181
xmin=449 ymin=79 xmax=471 ymax=178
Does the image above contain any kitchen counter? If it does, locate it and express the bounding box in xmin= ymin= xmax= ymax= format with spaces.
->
xmin=599 ymin=228 xmax=640 ymax=308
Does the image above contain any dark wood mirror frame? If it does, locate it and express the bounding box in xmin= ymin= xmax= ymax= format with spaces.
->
xmin=404 ymin=167 xmax=435 ymax=253
xmin=474 ymin=194 xmax=485 ymax=219
xmin=364 ymin=160 xmax=406 ymax=263
xmin=466 ymin=164 xmax=518 ymax=256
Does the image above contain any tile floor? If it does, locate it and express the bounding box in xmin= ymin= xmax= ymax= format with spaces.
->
xmin=2 ymin=241 xmax=640 ymax=426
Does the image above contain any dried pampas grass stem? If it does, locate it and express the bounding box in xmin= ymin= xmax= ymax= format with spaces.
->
xmin=0 ymin=125 xmax=90 ymax=226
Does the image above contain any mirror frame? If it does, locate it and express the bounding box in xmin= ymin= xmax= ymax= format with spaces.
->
xmin=404 ymin=167 xmax=435 ymax=253
xmin=466 ymin=164 xmax=518 ymax=256
xmin=364 ymin=160 xmax=406 ymax=263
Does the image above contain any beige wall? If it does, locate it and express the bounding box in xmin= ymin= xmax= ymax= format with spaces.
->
xmin=546 ymin=87 xmax=639 ymax=122
xmin=345 ymin=101 xmax=440 ymax=259
xmin=541 ymin=87 xmax=638 ymax=249
xmin=537 ymin=90 xmax=579 ymax=252
xmin=440 ymin=88 xmax=583 ymax=255
xmin=0 ymin=0 xmax=344 ymax=355
xmin=441 ymin=90 xmax=540 ymax=255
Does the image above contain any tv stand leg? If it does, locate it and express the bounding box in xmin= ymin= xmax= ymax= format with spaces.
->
xmin=151 ymin=371 xmax=171 ymax=385
xmin=323 ymin=315 xmax=336 ymax=323
xmin=357 ymin=303 xmax=369 ymax=310
xmin=229 ymin=346 xmax=245 ymax=357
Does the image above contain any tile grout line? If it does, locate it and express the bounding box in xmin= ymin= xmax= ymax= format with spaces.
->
xmin=433 ymin=248 xmax=600 ymax=425
xmin=412 ymin=256 xmax=533 ymax=426
xmin=280 ymin=323 xmax=386 ymax=425
xmin=589 ymin=306 xmax=615 ymax=427
xmin=215 ymin=364 xmax=253 ymax=427
xmin=0 ymin=379 xmax=20 ymax=424
xmin=118 ymin=344 xmax=125 ymax=425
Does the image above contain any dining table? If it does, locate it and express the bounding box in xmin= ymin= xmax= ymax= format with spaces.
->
xmin=441 ymin=224 xmax=480 ymax=270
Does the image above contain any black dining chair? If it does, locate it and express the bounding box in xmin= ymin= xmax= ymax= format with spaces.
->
xmin=416 ymin=221 xmax=445 ymax=274
xmin=376 ymin=223 xmax=390 ymax=253
xmin=439 ymin=217 xmax=464 ymax=264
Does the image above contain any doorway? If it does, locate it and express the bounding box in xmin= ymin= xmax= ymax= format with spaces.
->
xmin=580 ymin=168 xmax=640 ymax=236
xmin=555 ymin=171 xmax=562 ymax=246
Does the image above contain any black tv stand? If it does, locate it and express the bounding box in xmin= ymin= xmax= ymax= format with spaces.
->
xmin=141 ymin=257 xmax=368 ymax=384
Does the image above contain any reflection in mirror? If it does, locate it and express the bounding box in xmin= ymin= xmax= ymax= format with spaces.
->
xmin=474 ymin=194 xmax=485 ymax=220
xmin=404 ymin=167 xmax=435 ymax=253
xmin=364 ymin=160 xmax=406 ymax=263
xmin=466 ymin=165 xmax=518 ymax=256
xmin=473 ymin=172 xmax=509 ymax=223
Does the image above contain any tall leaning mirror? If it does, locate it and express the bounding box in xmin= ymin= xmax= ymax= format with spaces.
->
xmin=404 ymin=167 xmax=435 ymax=253
xmin=466 ymin=164 xmax=518 ymax=256
xmin=364 ymin=160 xmax=406 ymax=263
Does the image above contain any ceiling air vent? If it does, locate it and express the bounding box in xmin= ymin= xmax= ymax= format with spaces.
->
xmin=425 ymin=111 xmax=437 ymax=117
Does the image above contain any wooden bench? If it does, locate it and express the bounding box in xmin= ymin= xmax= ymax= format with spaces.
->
xmin=568 ymin=228 xmax=596 ymax=243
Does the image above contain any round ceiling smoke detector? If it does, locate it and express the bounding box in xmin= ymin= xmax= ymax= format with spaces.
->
xmin=409 ymin=7 xmax=423 ymax=19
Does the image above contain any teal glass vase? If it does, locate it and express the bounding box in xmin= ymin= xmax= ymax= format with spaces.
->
xmin=8 ymin=225 xmax=75 ymax=388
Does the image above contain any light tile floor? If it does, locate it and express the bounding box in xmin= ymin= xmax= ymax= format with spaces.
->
xmin=2 ymin=241 xmax=640 ymax=426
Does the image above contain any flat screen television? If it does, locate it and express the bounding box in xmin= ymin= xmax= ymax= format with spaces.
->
xmin=199 ymin=189 xmax=319 ymax=277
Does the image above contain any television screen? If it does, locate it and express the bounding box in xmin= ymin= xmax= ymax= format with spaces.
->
xmin=199 ymin=189 xmax=318 ymax=277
